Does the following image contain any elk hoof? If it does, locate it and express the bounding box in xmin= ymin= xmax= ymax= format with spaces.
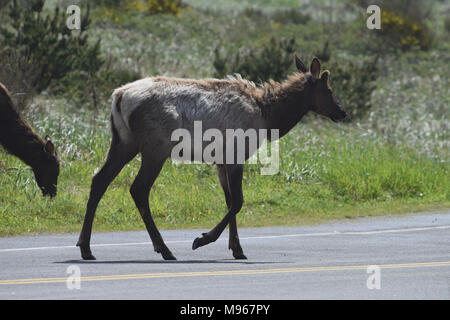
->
xmin=79 ymin=246 xmax=96 ymax=260
xmin=192 ymin=233 xmax=210 ymax=250
xmin=154 ymin=245 xmax=176 ymax=260
xmin=162 ymin=252 xmax=177 ymax=261
xmin=82 ymin=253 xmax=97 ymax=260
xmin=233 ymin=252 xmax=247 ymax=260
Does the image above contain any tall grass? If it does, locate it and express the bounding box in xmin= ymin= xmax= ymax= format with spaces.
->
xmin=0 ymin=105 xmax=447 ymax=236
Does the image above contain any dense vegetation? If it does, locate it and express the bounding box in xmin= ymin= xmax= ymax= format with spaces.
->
xmin=0 ymin=0 xmax=448 ymax=236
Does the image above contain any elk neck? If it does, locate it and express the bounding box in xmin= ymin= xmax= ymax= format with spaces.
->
xmin=256 ymin=73 xmax=312 ymax=139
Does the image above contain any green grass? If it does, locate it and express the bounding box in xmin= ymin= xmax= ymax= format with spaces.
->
xmin=0 ymin=110 xmax=448 ymax=237
xmin=0 ymin=0 xmax=449 ymax=237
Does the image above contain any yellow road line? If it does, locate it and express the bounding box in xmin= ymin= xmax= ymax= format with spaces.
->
xmin=1 ymin=260 xmax=449 ymax=285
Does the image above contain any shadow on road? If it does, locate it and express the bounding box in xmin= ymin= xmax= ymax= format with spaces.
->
xmin=54 ymin=259 xmax=290 ymax=265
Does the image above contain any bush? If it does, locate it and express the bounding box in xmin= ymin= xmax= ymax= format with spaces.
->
xmin=0 ymin=50 xmax=37 ymax=109
xmin=379 ymin=10 xmax=432 ymax=51
xmin=51 ymin=57 xmax=141 ymax=110
xmin=354 ymin=0 xmax=433 ymax=52
xmin=145 ymin=0 xmax=182 ymax=15
xmin=213 ymin=37 xmax=296 ymax=82
xmin=324 ymin=56 xmax=379 ymax=121
xmin=214 ymin=38 xmax=378 ymax=121
xmin=90 ymin=0 xmax=184 ymax=24
xmin=354 ymin=0 xmax=432 ymax=22
xmin=270 ymin=9 xmax=310 ymax=25
xmin=239 ymin=8 xmax=310 ymax=26
xmin=0 ymin=0 xmax=103 ymax=98
xmin=99 ymin=0 xmax=184 ymax=15
xmin=96 ymin=0 xmax=125 ymax=7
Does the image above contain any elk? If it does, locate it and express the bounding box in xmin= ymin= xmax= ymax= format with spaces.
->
xmin=76 ymin=56 xmax=346 ymax=260
xmin=0 ymin=82 xmax=60 ymax=197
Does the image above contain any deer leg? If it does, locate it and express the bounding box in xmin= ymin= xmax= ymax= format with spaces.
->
xmin=217 ymin=165 xmax=232 ymax=209
xmin=77 ymin=135 xmax=138 ymax=260
xmin=217 ymin=165 xmax=247 ymax=260
xmin=228 ymin=215 xmax=246 ymax=259
xmin=130 ymin=153 xmax=176 ymax=261
xmin=192 ymin=164 xmax=244 ymax=253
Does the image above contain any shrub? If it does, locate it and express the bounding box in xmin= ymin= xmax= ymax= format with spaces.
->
xmin=91 ymin=0 xmax=184 ymax=21
xmin=51 ymin=58 xmax=141 ymax=110
xmin=240 ymin=8 xmax=310 ymax=26
xmin=214 ymin=38 xmax=378 ymax=121
xmin=0 ymin=50 xmax=37 ymax=109
xmin=354 ymin=0 xmax=433 ymax=52
xmin=324 ymin=56 xmax=379 ymax=121
xmin=114 ymin=0 xmax=184 ymax=15
xmin=270 ymin=9 xmax=310 ymax=25
xmin=379 ymin=10 xmax=432 ymax=51
xmin=213 ymin=37 xmax=296 ymax=82
xmin=354 ymin=0 xmax=432 ymax=22
xmin=96 ymin=0 xmax=125 ymax=7
xmin=145 ymin=0 xmax=182 ymax=15
xmin=240 ymin=8 xmax=265 ymax=21
xmin=0 ymin=0 xmax=103 ymax=98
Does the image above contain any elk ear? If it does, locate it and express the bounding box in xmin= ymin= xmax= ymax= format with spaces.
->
xmin=310 ymin=57 xmax=321 ymax=79
xmin=295 ymin=54 xmax=307 ymax=73
xmin=44 ymin=136 xmax=55 ymax=155
xmin=321 ymin=70 xmax=329 ymax=84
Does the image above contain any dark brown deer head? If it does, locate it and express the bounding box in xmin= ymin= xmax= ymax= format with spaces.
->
xmin=33 ymin=136 xmax=60 ymax=197
xmin=295 ymin=55 xmax=347 ymax=122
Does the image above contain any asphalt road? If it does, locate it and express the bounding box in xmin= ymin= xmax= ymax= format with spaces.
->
xmin=0 ymin=211 xmax=449 ymax=300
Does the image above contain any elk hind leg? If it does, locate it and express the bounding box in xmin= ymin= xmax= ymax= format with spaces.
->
xmin=77 ymin=130 xmax=137 ymax=260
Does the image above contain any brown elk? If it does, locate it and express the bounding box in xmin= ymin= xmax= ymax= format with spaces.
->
xmin=76 ymin=56 xmax=346 ymax=261
xmin=0 ymin=82 xmax=60 ymax=197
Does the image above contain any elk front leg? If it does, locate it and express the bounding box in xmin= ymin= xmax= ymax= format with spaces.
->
xmin=216 ymin=165 xmax=246 ymax=259
xmin=130 ymin=153 xmax=176 ymax=261
xmin=228 ymin=216 xmax=246 ymax=259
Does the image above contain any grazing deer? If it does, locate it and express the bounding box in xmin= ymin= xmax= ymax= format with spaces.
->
xmin=0 ymin=82 xmax=60 ymax=197
xmin=77 ymin=56 xmax=346 ymax=260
